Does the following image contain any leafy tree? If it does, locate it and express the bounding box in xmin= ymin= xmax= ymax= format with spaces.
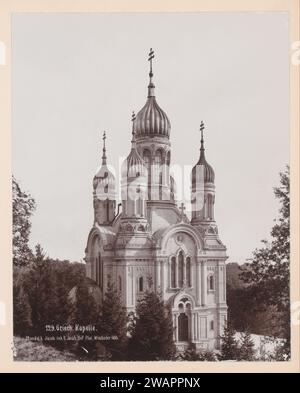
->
xmin=241 ymin=167 xmax=290 ymax=355
xmin=98 ymin=281 xmax=127 ymax=360
xmin=238 ymin=331 xmax=255 ymax=361
xmin=12 ymin=176 xmax=36 ymax=267
xmin=128 ymin=291 xmax=176 ymax=361
xmin=13 ymin=280 xmax=32 ymax=336
xmin=23 ymin=245 xmax=52 ymax=336
xmin=219 ymin=321 xmax=239 ymax=360
xmin=69 ymin=278 xmax=100 ymax=360
xmin=180 ymin=343 xmax=217 ymax=361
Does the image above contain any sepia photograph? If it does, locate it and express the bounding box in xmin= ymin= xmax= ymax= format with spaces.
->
xmin=10 ymin=10 xmax=292 ymax=363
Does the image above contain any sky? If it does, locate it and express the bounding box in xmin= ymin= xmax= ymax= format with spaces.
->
xmin=12 ymin=12 xmax=289 ymax=263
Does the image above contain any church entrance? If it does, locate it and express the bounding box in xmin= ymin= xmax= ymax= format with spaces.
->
xmin=178 ymin=313 xmax=189 ymax=342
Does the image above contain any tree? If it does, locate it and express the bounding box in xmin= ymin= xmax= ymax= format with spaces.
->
xmin=23 ymin=245 xmax=52 ymax=336
xmin=13 ymin=281 xmax=32 ymax=336
xmin=241 ymin=166 xmax=290 ymax=355
xmin=98 ymin=281 xmax=127 ymax=360
xmin=69 ymin=279 xmax=100 ymax=360
xmin=238 ymin=331 xmax=255 ymax=361
xmin=219 ymin=321 xmax=239 ymax=360
xmin=180 ymin=343 xmax=217 ymax=361
xmin=12 ymin=176 xmax=36 ymax=267
xmin=128 ymin=291 xmax=176 ymax=361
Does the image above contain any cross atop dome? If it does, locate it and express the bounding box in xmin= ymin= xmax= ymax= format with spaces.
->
xmin=102 ymin=131 xmax=107 ymax=165
xmin=147 ymin=48 xmax=155 ymax=97
xmin=134 ymin=49 xmax=171 ymax=139
xmin=200 ymin=121 xmax=205 ymax=151
xmin=148 ymin=48 xmax=154 ymax=77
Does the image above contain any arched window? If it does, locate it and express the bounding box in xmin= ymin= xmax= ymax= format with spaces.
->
xmin=118 ymin=276 xmax=122 ymax=292
xmin=207 ymin=194 xmax=212 ymax=219
xmin=210 ymin=320 xmax=214 ymax=331
xmin=154 ymin=150 xmax=162 ymax=183
xmin=95 ymin=255 xmax=99 ymax=285
xmin=208 ymin=274 xmax=214 ymax=291
xmin=171 ymin=256 xmax=176 ymax=288
xmin=186 ymin=257 xmax=191 ymax=287
xmin=166 ymin=151 xmax=170 ymax=180
xmin=143 ymin=150 xmax=151 ymax=199
xmin=178 ymin=251 xmax=184 ymax=288
xmin=178 ymin=313 xmax=189 ymax=342
xmin=139 ymin=276 xmax=144 ymax=292
xmin=95 ymin=252 xmax=103 ymax=289
xmin=104 ymin=184 xmax=108 ymax=193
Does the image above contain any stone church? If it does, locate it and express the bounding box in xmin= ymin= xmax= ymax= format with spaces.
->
xmin=85 ymin=50 xmax=227 ymax=351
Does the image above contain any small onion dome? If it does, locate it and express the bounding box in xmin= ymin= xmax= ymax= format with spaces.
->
xmin=135 ymin=49 xmax=171 ymax=139
xmin=93 ymin=131 xmax=116 ymax=192
xmin=191 ymin=122 xmax=215 ymax=184
xmin=135 ymin=94 xmax=171 ymax=138
xmin=93 ymin=165 xmax=116 ymax=190
xmin=122 ymin=113 xmax=147 ymax=180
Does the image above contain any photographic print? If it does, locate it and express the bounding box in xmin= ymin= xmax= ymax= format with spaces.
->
xmin=8 ymin=9 xmax=294 ymax=365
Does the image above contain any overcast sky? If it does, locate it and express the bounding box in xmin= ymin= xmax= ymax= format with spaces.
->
xmin=12 ymin=12 xmax=289 ymax=263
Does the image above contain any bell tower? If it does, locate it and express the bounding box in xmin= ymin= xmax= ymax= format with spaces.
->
xmin=93 ymin=132 xmax=116 ymax=225
xmin=134 ymin=49 xmax=173 ymax=203
xmin=191 ymin=121 xmax=216 ymax=227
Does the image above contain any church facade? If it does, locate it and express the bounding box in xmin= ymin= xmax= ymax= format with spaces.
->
xmin=85 ymin=50 xmax=227 ymax=351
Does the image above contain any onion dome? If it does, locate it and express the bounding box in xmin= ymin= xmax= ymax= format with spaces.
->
xmin=93 ymin=132 xmax=116 ymax=194
xmin=122 ymin=112 xmax=147 ymax=180
xmin=135 ymin=48 xmax=171 ymax=139
xmin=192 ymin=121 xmax=215 ymax=184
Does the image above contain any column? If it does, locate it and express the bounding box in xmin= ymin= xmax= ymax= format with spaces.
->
xmin=193 ymin=313 xmax=197 ymax=341
xmin=175 ymin=314 xmax=179 ymax=341
xmin=190 ymin=313 xmax=194 ymax=341
xmin=160 ymin=260 xmax=165 ymax=294
xmin=131 ymin=266 xmax=135 ymax=306
xmin=201 ymin=261 xmax=206 ymax=306
xmin=196 ymin=259 xmax=201 ymax=305
xmin=156 ymin=260 xmax=161 ymax=291
xmin=173 ymin=314 xmax=176 ymax=341
xmin=218 ymin=265 xmax=223 ymax=304
xmin=196 ymin=313 xmax=199 ymax=341
xmin=126 ymin=266 xmax=131 ymax=308
xmin=176 ymin=258 xmax=179 ymax=288
xmin=223 ymin=265 xmax=226 ymax=302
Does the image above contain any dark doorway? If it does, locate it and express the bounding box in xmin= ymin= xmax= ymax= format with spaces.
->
xmin=178 ymin=313 xmax=189 ymax=341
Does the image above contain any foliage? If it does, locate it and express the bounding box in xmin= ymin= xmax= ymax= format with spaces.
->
xmin=238 ymin=331 xmax=255 ymax=361
xmin=98 ymin=281 xmax=128 ymax=360
xmin=68 ymin=277 xmax=100 ymax=360
xmin=219 ymin=321 xmax=239 ymax=360
xmin=13 ymin=336 xmax=76 ymax=362
xmin=12 ymin=176 xmax=36 ymax=267
xmin=13 ymin=276 xmax=32 ymax=336
xmin=240 ymin=167 xmax=290 ymax=351
xmin=128 ymin=291 xmax=176 ymax=361
xmin=180 ymin=343 xmax=217 ymax=361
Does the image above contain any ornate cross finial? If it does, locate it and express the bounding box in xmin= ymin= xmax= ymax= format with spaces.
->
xmin=102 ymin=131 xmax=107 ymax=165
xmin=131 ymin=111 xmax=136 ymax=134
xmin=200 ymin=121 xmax=205 ymax=150
xmin=148 ymin=48 xmax=155 ymax=75
xmin=179 ymin=202 xmax=186 ymax=219
xmin=131 ymin=111 xmax=136 ymax=145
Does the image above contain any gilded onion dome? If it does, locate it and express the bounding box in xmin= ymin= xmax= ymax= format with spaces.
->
xmin=122 ymin=112 xmax=147 ymax=180
xmin=93 ymin=132 xmax=116 ymax=193
xmin=192 ymin=121 xmax=215 ymax=184
xmin=135 ymin=48 xmax=171 ymax=139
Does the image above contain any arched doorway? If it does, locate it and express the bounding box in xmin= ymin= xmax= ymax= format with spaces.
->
xmin=176 ymin=298 xmax=192 ymax=342
xmin=178 ymin=313 xmax=189 ymax=341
